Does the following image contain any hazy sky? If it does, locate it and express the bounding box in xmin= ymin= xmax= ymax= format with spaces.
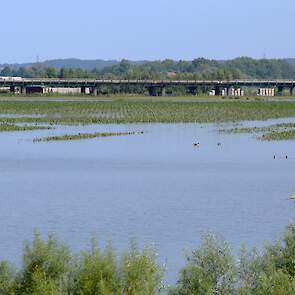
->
xmin=1 ymin=0 xmax=294 ymax=63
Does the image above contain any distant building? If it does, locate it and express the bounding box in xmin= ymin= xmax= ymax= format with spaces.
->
xmin=257 ymin=88 xmax=275 ymax=96
xmin=44 ymin=87 xmax=82 ymax=94
xmin=166 ymin=72 xmax=177 ymax=78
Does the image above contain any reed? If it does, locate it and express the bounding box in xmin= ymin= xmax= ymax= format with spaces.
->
xmin=33 ymin=131 xmax=142 ymax=142
xmin=0 ymin=123 xmax=52 ymax=132
xmin=220 ymin=122 xmax=295 ymax=141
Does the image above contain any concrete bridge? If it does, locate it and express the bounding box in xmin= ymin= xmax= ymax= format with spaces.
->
xmin=1 ymin=78 xmax=295 ymax=96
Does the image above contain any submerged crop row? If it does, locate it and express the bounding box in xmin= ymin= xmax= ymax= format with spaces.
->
xmin=33 ymin=131 xmax=143 ymax=142
xmin=220 ymin=123 xmax=295 ymax=141
xmin=2 ymin=224 xmax=295 ymax=295
xmin=0 ymin=123 xmax=52 ymax=132
xmin=0 ymin=99 xmax=295 ymax=125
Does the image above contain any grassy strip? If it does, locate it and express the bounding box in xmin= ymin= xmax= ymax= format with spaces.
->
xmin=0 ymin=123 xmax=52 ymax=132
xmin=220 ymin=127 xmax=264 ymax=134
xmin=259 ymin=130 xmax=295 ymax=141
xmin=0 ymin=100 xmax=295 ymax=124
xmin=220 ymin=122 xmax=295 ymax=141
xmin=33 ymin=131 xmax=143 ymax=142
xmin=220 ymin=123 xmax=295 ymax=134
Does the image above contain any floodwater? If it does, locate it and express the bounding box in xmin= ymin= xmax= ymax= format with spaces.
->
xmin=0 ymin=119 xmax=294 ymax=284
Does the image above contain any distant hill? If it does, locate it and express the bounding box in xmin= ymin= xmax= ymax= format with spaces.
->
xmin=0 ymin=59 xmax=119 ymax=71
xmin=1 ymin=58 xmax=295 ymax=71
xmin=0 ymin=59 xmax=148 ymax=71
xmin=41 ymin=59 xmax=119 ymax=70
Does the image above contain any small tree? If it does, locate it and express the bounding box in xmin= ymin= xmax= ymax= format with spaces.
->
xmin=170 ymin=234 xmax=236 ymax=295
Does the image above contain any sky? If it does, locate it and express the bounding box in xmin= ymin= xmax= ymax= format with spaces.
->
xmin=1 ymin=0 xmax=294 ymax=63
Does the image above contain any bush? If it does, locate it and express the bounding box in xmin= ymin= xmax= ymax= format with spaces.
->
xmin=72 ymin=241 xmax=119 ymax=295
xmin=119 ymin=243 xmax=163 ymax=295
xmin=0 ymin=261 xmax=16 ymax=295
xmin=16 ymin=231 xmax=71 ymax=294
xmin=169 ymin=234 xmax=236 ymax=295
xmin=1 ymin=224 xmax=295 ymax=294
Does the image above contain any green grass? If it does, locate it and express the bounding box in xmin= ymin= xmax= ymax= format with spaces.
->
xmin=220 ymin=122 xmax=295 ymax=141
xmin=0 ymin=123 xmax=52 ymax=132
xmin=0 ymin=99 xmax=295 ymax=125
xmin=33 ymin=131 xmax=143 ymax=142
xmin=259 ymin=130 xmax=295 ymax=141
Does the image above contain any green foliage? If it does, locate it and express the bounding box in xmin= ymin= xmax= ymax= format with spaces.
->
xmin=0 ymin=234 xmax=163 ymax=295
xmin=237 ymin=247 xmax=295 ymax=295
xmin=72 ymin=241 xmax=119 ymax=295
xmin=2 ymin=57 xmax=295 ymax=83
xmin=16 ymin=232 xmax=71 ymax=294
xmin=2 ymin=225 xmax=295 ymax=294
xmin=221 ymin=123 xmax=295 ymax=141
xmin=170 ymin=234 xmax=236 ymax=295
xmin=171 ymin=225 xmax=295 ymax=295
xmin=0 ymin=261 xmax=16 ymax=295
xmin=259 ymin=130 xmax=295 ymax=141
xmin=33 ymin=131 xmax=140 ymax=143
xmin=72 ymin=242 xmax=163 ymax=295
xmin=254 ymin=270 xmax=295 ymax=295
xmin=0 ymin=123 xmax=52 ymax=132
xmin=119 ymin=243 xmax=163 ymax=295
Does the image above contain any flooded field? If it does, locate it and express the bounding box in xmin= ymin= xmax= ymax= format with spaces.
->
xmin=0 ymin=119 xmax=294 ymax=283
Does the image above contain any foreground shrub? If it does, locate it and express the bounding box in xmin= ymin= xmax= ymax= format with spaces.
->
xmin=169 ymin=234 xmax=236 ymax=295
xmin=119 ymin=243 xmax=163 ymax=295
xmin=2 ymin=224 xmax=295 ymax=294
xmin=237 ymin=224 xmax=295 ymax=295
xmin=72 ymin=241 xmax=119 ymax=295
xmin=0 ymin=261 xmax=16 ymax=295
xmin=16 ymin=231 xmax=71 ymax=294
xmin=0 ymin=234 xmax=163 ymax=295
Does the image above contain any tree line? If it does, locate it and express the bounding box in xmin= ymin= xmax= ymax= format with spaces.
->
xmin=1 ymin=57 xmax=295 ymax=80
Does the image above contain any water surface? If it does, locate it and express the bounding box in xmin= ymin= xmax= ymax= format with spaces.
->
xmin=0 ymin=120 xmax=294 ymax=283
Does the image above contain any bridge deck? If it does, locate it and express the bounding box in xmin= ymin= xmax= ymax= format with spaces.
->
xmin=0 ymin=78 xmax=295 ymax=87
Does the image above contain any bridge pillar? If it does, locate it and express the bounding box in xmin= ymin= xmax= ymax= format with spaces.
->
xmin=161 ymin=87 xmax=166 ymax=97
xmin=91 ymin=87 xmax=98 ymax=96
xmin=290 ymin=86 xmax=295 ymax=96
xmin=148 ymin=87 xmax=157 ymax=96
xmin=277 ymin=85 xmax=284 ymax=96
xmin=188 ymin=87 xmax=197 ymax=95
xmin=215 ymin=86 xmax=221 ymax=96
xmin=228 ymin=86 xmax=234 ymax=96
xmin=21 ymin=86 xmax=27 ymax=94
xmin=10 ymin=86 xmax=15 ymax=93
xmin=81 ymin=86 xmax=86 ymax=94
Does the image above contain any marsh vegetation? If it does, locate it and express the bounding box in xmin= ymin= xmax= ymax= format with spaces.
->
xmin=0 ymin=99 xmax=295 ymax=126
xmin=33 ymin=131 xmax=143 ymax=142
xmin=0 ymin=123 xmax=52 ymax=132
xmin=220 ymin=123 xmax=295 ymax=141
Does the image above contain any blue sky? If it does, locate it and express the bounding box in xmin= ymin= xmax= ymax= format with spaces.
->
xmin=1 ymin=0 xmax=294 ymax=63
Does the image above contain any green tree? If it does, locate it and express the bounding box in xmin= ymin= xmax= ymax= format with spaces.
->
xmin=170 ymin=234 xmax=236 ymax=295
